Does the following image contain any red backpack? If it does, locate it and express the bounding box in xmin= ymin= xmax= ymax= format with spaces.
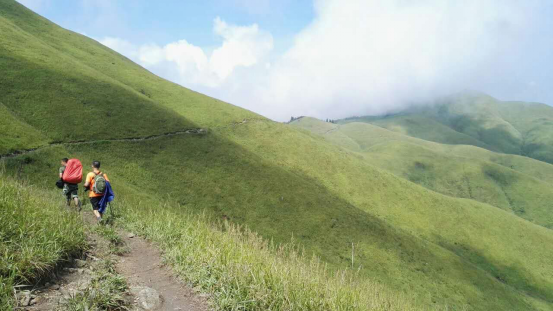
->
xmin=62 ymin=159 xmax=83 ymax=184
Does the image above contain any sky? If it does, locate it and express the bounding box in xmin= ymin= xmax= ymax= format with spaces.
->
xmin=17 ymin=0 xmax=553 ymax=121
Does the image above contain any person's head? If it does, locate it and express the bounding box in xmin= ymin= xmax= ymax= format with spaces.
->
xmin=61 ymin=158 xmax=69 ymax=166
xmin=92 ymin=161 xmax=101 ymax=172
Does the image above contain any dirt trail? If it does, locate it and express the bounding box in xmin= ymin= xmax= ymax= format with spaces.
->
xmin=22 ymin=212 xmax=210 ymax=311
xmin=118 ymin=231 xmax=208 ymax=311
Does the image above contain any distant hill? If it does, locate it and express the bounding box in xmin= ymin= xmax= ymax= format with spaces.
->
xmin=291 ymin=117 xmax=553 ymax=229
xmin=341 ymin=91 xmax=553 ymax=164
xmin=2 ymin=1 xmax=553 ymax=310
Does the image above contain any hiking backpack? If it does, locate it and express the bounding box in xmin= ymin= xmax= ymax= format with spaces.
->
xmin=62 ymin=159 xmax=83 ymax=184
xmin=93 ymin=173 xmax=107 ymax=194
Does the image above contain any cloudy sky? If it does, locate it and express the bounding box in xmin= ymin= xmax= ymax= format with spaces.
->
xmin=17 ymin=0 xmax=553 ymax=121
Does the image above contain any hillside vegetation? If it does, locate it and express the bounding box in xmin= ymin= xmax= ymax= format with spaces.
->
xmin=291 ymin=117 xmax=553 ymax=229
xmin=0 ymin=102 xmax=47 ymax=154
xmin=2 ymin=1 xmax=553 ymax=310
xmin=0 ymin=176 xmax=87 ymax=310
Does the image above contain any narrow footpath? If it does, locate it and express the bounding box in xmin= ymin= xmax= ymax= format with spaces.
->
xmin=118 ymin=230 xmax=208 ymax=311
xmin=19 ymin=211 xmax=210 ymax=311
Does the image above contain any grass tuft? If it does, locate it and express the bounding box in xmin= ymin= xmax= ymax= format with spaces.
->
xmin=58 ymin=259 xmax=129 ymax=311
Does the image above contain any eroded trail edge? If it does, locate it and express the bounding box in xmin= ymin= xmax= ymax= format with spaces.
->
xmin=118 ymin=230 xmax=209 ymax=311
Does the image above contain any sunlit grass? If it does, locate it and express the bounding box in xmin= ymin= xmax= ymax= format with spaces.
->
xmin=292 ymin=117 xmax=553 ymax=228
xmin=123 ymin=204 xmax=420 ymax=311
xmin=0 ymin=175 xmax=87 ymax=309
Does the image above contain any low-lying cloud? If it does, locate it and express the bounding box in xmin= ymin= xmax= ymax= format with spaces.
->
xmin=100 ymin=0 xmax=552 ymax=121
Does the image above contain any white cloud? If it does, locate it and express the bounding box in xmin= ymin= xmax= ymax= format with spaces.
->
xmin=245 ymin=0 xmax=538 ymax=120
xmin=210 ymin=17 xmax=273 ymax=80
xmin=100 ymin=17 xmax=273 ymax=88
xmin=97 ymin=0 xmax=550 ymax=121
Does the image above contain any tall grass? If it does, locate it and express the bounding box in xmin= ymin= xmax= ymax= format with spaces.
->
xmin=0 ymin=175 xmax=87 ymax=309
xmin=122 ymin=201 xmax=419 ymax=311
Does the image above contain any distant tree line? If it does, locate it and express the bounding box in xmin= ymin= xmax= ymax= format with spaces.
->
xmin=288 ymin=116 xmax=306 ymax=123
xmin=287 ymin=116 xmax=339 ymax=124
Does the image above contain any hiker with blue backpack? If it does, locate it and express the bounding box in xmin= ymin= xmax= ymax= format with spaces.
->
xmin=84 ymin=161 xmax=114 ymax=223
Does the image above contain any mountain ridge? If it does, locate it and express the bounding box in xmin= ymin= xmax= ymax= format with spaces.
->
xmin=339 ymin=93 xmax=553 ymax=164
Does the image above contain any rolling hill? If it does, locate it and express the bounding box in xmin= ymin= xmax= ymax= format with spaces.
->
xmin=291 ymin=117 xmax=553 ymax=229
xmin=2 ymin=1 xmax=553 ymax=310
xmin=341 ymin=91 xmax=553 ymax=164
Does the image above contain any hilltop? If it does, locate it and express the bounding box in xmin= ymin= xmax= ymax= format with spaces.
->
xmin=341 ymin=91 xmax=553 ymax=164
xmin=2 ymin=1 xmax=553 ymax=310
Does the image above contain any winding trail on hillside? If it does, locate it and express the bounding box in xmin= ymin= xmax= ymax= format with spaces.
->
xmin=0 ymin=128 xmax=208 ymax=160
xmin=0 ymin=118 xmax=270 ymax=160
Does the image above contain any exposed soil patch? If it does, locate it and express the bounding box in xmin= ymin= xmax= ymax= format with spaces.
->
xmin=117 ymin=231 xmax=209 ymax=311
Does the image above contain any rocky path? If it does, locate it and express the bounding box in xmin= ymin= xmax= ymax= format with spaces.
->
xmin=18 ymin=212 xmax=210 ymax=311
xmin=118 ymin=231 xmax=208 ymax=311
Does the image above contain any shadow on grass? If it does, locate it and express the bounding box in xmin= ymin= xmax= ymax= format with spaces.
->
xmin=1 ymin=115 xmax=545 ymax=310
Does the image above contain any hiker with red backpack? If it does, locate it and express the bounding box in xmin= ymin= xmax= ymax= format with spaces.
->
xmin=59 ymin=158 xmax=82 ymax=211
xmin=84 ymin=161 xmax=110 ymax=223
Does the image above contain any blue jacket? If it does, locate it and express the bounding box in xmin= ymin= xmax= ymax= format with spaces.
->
xmin=98 ymin=181 xmax=114 ymax=214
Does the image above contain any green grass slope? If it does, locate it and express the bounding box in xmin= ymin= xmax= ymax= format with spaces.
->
xmin=0 ymin=176 xmax=87 ymax=309
xmin=0 ymin=102 xmax=47 ymax=154
xmin=2 ymin=1 xmax=553 ymax=310
xmin=342 ymin=91 xmax=553 ymax=164
xmin=0 ymin=0 xmax=258 ymax=145
xmin=7 ymin=128 xmax=553 ymax=310
xmin=292 ymin=118 xmax=553 ymax=228
xmin=350 ymin=114 xmax=493 ymax=150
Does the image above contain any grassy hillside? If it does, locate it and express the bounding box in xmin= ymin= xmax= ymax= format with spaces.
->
xmin=0 ymin=0 xmax=257 ymax=146
xmin=0 ymin=174 xmax=420 ymax=311
xmin=0 ymin=176 xmax=87 ymax=310
xmin=0 ymin=102 xmax=47 ymax=154
xmin=7 ymin=126 xmax=553 ymax=310
xmin=292 ymin=117 xmax=553 ymax=228
xmin=2 ymin=1 xmax=553 ymax=310
xmin=342 ymin=91 xmax=553 ymax=164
